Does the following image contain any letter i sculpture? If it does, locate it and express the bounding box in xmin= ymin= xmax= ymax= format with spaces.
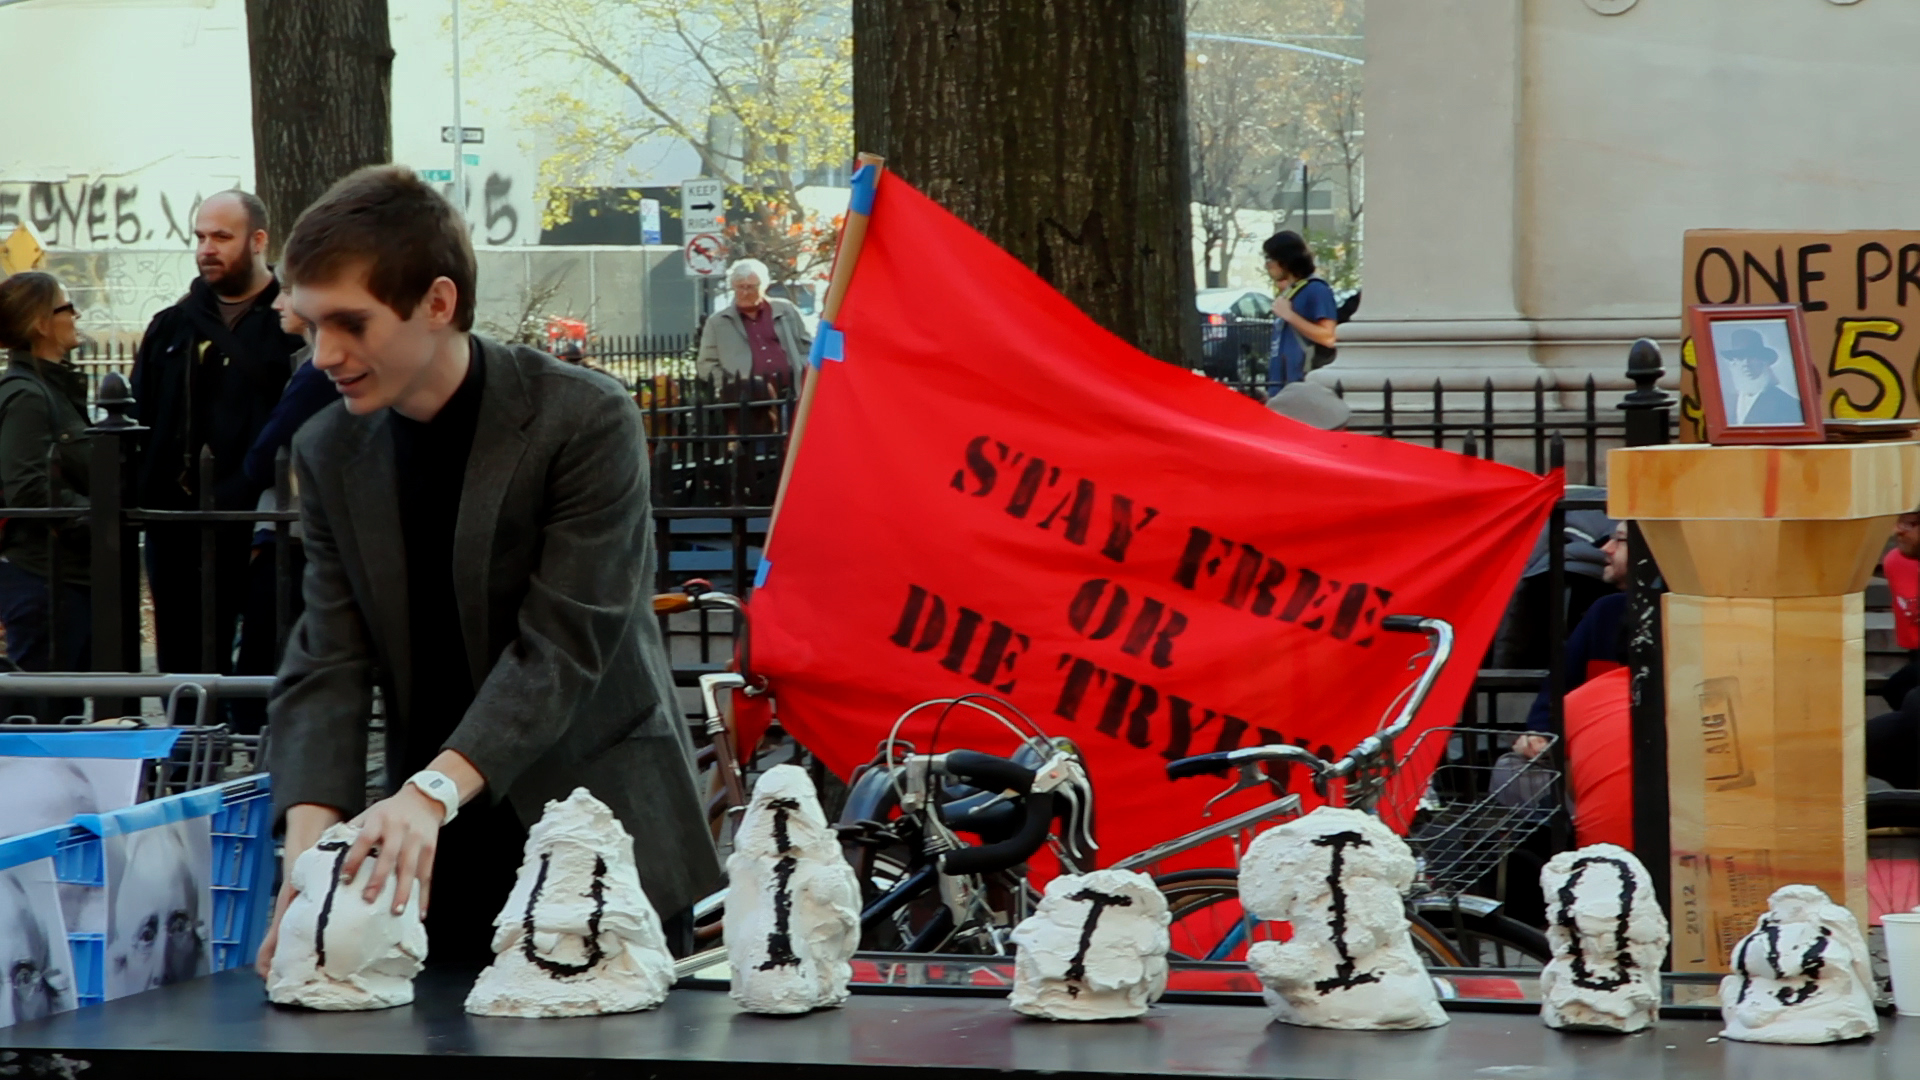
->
xmin=1240 ymin=807 xmax=1447 ymax=1029
xmin=727 ymin=764 xmax=860 ymax=1014
xmin=266 ymin=821 xmax=428 ymax=1010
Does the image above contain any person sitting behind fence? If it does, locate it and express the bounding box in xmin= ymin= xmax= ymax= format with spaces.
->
xmin=0 ymin=272 xmax=94 ymax=715
xmin=1878 ymin=508 xmax=1920 ymax=712
xmin=1511 ymin=520 xmax=1634 ymax=849
xmin=1515 ymin=520 xmax=1628 ymax=749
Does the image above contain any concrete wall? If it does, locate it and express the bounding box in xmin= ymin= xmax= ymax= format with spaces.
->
xmin=1338 ymin=0 xmax=1920 ymax=398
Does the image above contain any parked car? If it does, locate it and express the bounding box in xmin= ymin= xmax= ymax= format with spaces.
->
xmin=1197 ymin=288 xmax=1274 ymax=380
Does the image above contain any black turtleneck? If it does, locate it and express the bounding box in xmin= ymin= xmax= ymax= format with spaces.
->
xmin=390 ymin=339 xmax=486 ymax=774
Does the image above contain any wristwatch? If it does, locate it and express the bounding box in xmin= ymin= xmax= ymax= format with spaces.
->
xmin=405 ymin=770 xmax=461 ymax=825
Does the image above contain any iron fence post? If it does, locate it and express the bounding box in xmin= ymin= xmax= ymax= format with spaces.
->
xmin=86 ymin=373 xmax=145 ymax=720
xmin=1620 ymin=338 xmax=1673 ymax=919
xmin=1547 ymin=434 xmax=1567 ymax=740
xmin=199 ymin=446 xmax=217 ymax=673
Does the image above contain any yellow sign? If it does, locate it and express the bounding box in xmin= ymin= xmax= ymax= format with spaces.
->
xmin=0 ymin=223 xmax=45 ymax=276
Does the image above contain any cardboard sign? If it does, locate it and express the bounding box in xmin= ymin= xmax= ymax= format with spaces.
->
xmin=1681 ymin=230 xmax=1920 ymax=440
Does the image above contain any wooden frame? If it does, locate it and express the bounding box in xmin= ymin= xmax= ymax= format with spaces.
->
xmin=1688 ymin=304 xmax=1824 ymax=446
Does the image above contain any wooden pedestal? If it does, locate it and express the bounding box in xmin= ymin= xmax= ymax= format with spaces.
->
xmin=1610 ymin=442 xmax=1920 ymax=972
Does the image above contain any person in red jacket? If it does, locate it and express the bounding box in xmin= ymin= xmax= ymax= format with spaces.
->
xmin=1865 ymin=508 xmax=1920 ymax=789
xmin=1881 ymin=509 xmax=1920 ymax=710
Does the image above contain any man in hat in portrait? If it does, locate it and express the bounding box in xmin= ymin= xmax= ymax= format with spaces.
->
xmin=1718 ymin=326 xmax=1801 ymax=426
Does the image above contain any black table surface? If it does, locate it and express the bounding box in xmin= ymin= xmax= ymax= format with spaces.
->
xmin=1 ymin=967 xmax=1912 ymax=1080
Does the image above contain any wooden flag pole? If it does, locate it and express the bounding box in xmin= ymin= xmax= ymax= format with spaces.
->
xmin=765 ymin=151 xmax=886 ymax=543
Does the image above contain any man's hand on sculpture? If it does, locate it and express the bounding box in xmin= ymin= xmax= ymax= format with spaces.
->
xmin=341 ymin=750 xmax=486 ymax=918
xmin=256 ymin=802 xmax=344 ymax=979
xmin=345 ymin=786 xmax=445 ymax=916
xmin=254 ymin=880 xmax=300 ymax=979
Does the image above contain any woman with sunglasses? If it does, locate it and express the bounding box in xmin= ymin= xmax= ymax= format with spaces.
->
xmin=0 ymin=272 xmax=94 ymax=700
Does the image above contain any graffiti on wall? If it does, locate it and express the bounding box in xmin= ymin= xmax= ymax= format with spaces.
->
xmin=0 ymin=178 xmax=225 ymax=250
xmin=2 ymin=170 xmax=531 ymax=250
xmin=1680 ymin=230 xmax=1920 ymax=441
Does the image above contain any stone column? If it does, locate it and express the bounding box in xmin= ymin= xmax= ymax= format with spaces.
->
xmin=1327 ymin=0 xmax=1544 ymax=394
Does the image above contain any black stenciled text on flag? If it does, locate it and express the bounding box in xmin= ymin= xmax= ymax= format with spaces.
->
xmin=885 ymin=434 xmax=1398 ymax=763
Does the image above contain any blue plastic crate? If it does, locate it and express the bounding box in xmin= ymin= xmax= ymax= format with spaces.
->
xmin=53 ymin=774 xmax=274 ymax=1008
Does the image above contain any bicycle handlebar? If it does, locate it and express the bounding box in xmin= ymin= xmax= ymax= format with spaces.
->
xmin=1165 ymin=751 xmax=1237 ymax=780
xmin=1161 ymin=615 xmax=1454 ymax=784
xmin=940 ymin=749 xmax=1037 ymax=794
xmin=939 ymin=790 xmax=1057 ymax=875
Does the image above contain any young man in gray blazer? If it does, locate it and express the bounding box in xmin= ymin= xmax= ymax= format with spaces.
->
xmin=254 ymin=166 xmax=720 ymax=970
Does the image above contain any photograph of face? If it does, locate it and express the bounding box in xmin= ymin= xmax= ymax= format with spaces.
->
xmin=104 ymin=819 xmax=211 ymax=1001
xmin=0 ymin=756 xmax=142 ymax=841
xmin=1710 ymin=319 xmax=1802 ymax=427
xmin=0 ymin=859 xmax=77 ymax=1028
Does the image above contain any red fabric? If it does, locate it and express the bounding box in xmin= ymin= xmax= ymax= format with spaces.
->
xmin=744 ymin=172 xmax=1562 ymax=868
xmin=1887 ymin=549 xmax=1919 ymax=651
xmin=1564 ymin=666 xmax=1633 ymax=850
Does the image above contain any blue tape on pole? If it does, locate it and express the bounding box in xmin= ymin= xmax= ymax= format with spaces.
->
xmin=754 ymin=558 xmax=772 ymax=589
xmin=0 ymin=728 xmax=182 ymax=760
xmin=849 ymin=163 xmax=879 ymax=216
xmin=0 ymin=826 xmax=64 ymax=871
xmin=807 ymin=320 xmax=845 ymax=370
xmin=75 ymin=783 xmax=225 ymax=838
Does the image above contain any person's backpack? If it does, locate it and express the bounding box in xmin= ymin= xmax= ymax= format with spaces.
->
xmin=1281 ymin=277 xmax=1339 ymax=371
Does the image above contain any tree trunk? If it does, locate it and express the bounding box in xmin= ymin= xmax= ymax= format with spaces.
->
xmin=246 ymin=0 xmax=394 ymax=258
xmin=853 ymin=0 xmax=1198 ymax=367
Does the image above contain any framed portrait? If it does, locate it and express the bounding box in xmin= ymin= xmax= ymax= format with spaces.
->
xmin=1689 ymin=305 xmax=1824 ymax=446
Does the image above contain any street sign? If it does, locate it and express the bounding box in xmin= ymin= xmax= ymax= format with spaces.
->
xmin=685 ymin=233 xmax=728 ymax=278
xmin=440 ymin=126 xmax=485 ymax=144
xmin=0 ymin=223 xmax=45 ymax=275
xmin=681 ymin=178 xmax=725 ymax=234
xmin=640 ymin=198 xmax=662 ymax=244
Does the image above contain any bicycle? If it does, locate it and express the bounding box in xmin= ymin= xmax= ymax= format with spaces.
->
xmin=1144 ymin=614 xmax=1557 ymax=969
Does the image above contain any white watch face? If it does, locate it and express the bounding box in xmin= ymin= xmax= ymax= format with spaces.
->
xmin=1583 ymin=0 xmax=1637 ymax=12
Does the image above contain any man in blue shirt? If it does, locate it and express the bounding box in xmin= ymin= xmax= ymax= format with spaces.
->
xmin=1263 ymin=231 xmax=1339 ymax=390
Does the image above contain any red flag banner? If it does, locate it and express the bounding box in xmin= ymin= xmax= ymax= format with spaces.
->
xmin=746 ymin=171 xmax=1562 ymax=868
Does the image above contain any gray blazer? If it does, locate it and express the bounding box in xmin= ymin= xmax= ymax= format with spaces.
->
xmin=695 ymin=298 xmax=813 ymax=381
xmin=267 ymin=337 xmax=722 ymax=918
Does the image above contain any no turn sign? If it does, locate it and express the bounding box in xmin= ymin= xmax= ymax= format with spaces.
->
xmin=684 ymin=232 xmax=729 ymax=278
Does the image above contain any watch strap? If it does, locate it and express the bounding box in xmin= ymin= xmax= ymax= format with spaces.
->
xmin=406 ymin=770 xmax=460 ymax=825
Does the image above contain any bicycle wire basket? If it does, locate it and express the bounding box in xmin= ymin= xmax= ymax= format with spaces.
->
xmin=1377 ymin=725 xmax=1560 ymax=899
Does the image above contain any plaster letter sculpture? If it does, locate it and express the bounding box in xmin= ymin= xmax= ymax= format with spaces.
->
xmin=726 ymin=764 xmax=859 ymax=1014
xmin=1240 ymin=807 xmax=1446 ymax=1030
xmin=1539 ymin=843 xmax=1668 ymax=1032
xmin=1008 ymin=868 xmax=1170 ymax=1020
xmin=265 ymin=822 xmax=427 ymax=1010
xmin=465 ymin=788 xmax=676 ymax=1018
xmin=1718 ymin=884 xmax=1879 ymax=1045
